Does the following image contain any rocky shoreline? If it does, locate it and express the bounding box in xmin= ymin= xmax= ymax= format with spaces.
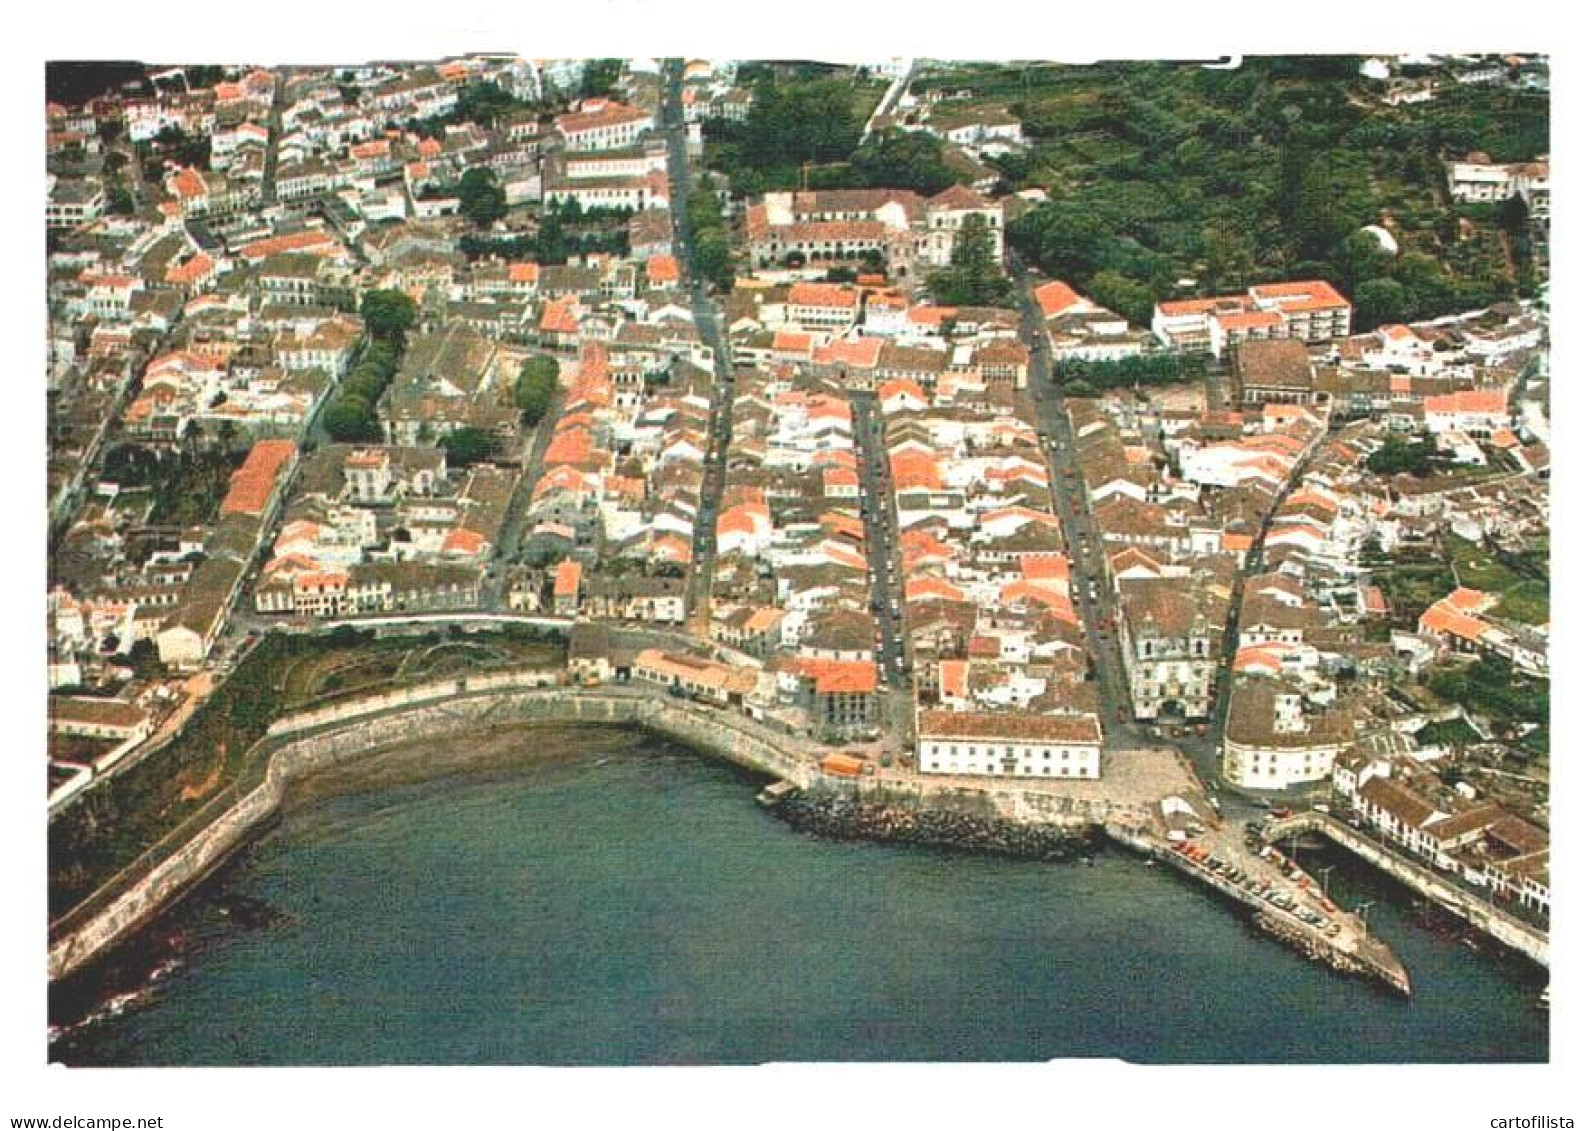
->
xmin=772 ymin=791 xmax=1101 ymax=861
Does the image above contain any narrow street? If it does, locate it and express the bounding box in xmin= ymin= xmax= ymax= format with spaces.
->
xmin=260 ymin=65 xmax=290 ymax=205
xmin=482 ymin=382 xmax=568 ymax=610
xmin=1008 ymin=255 xmax=1139 ymax=749
xmin=848 ymin=393 xmax=906 ymax=688
xmin=661 ymin=59 xmax=737 ymax=634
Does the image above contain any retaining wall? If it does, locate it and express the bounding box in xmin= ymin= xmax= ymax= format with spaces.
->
xmin=49 ymin=681 xmax=820 ymax=981
xmin=1268 ymin=812 xmax=1548 ymax=968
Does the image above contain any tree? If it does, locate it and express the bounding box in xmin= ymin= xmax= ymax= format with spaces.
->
xmin=441 ymin=427 xmax=495 ymax=466
xmin=1011 ymin=203 xmax=1102 ymax=280
xmin=516 ymin=355 xmax=560 ymax=424
xmin=1354 ymin=278 xmax=1408 ymax=329
xmin=1201 ymin=227 xmax=1255 ymax=292
xmin=323 ymin=398 xmax=374 ymax=441
xmin=693 ymin=232 xmax=735 ymax=291
xmin=1086 ymin=270 xmax=1156 ymax=327
xmin=1336 ymin=229 xmax=1390 ymax=293
xmin=849 ymin=129 xmax=959 ymax=196
xmin=1366 ymin=433 xmax=1437 ymax=476
xmin=580 ymin=59 xmax=623 ymax=100
xmin=458 ymin=167 xmax=507 ymax=228
xmin=1292 ymin=161 xmax=1341 ymax=260
xmin=360 ymin=289 xmax=418 ymax=341
xmin=927 ymin=214 xmax=1012 ymax=306
xmin=454 ymin=81 xmax=520 ymax=128
xmin=1499 ymin=194 xmax=1531 ymax=236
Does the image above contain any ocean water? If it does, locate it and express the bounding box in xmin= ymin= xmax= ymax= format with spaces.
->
xmin=51 ymin=729 xmax=1548 ymax=1065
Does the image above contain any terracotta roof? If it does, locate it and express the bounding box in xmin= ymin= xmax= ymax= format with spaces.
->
xmin=917 ymin=710 xmax=1102 ymax=745
xmin=1424 ymin=389 xmax=1507 ymax=416
xmin=220 ymin=440 xmax=296 ymax=517
xmin=553 ymin=560 xmax=583 ymax=598
xmin=788 ymin=282 xmax=860 ymax=309
xmin=1034 ymin=280 xmax=1085 ymax=317
xmin=803 ymin=659 xmax=879 ymax=695
xmin=1419 ymin=600 xmax=1489 ymax=643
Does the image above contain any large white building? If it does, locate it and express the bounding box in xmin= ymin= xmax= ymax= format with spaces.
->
xmin=1446 ymin=154 xmax=1550 ymax=219
xmin=917 ymin=710 xmax=1102 ymax=779
xmin=1151 ymin=280 xmax=1353 ymax=357
xmin=1222 ymin=680 xmax=1349 ymax=790
xmin=555 ymin=100 xmax=654 ymax=151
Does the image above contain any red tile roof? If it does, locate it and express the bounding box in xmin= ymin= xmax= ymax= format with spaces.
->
xmin=220 ymin=440 xmax=297 ymax=517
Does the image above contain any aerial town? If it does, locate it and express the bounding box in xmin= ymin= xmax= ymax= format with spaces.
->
xmin=46 ymin=55 xmax=1549 ymax=1009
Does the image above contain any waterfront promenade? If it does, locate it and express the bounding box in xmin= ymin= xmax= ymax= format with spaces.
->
xmin=49 ymin=661 xmax=1411 ymax=996
xmin=1267 ymin=811 xmax=1549 ymax=967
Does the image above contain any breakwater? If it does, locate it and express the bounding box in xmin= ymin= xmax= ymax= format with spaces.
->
xmin=775 ymin=790 xmax=1101 ymax=861
xmin=1108 ymin=821 xmax=1412 ymax=996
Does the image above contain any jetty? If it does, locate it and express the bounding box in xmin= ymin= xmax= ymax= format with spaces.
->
xmin=1105 ymin=818 xmax=1411 ymax=996
xmin=1266 ymin=810 xmax=1548 ymax=969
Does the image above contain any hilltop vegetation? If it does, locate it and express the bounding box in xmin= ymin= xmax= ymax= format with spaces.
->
xmin=701 ymin=65 xmax=927 ymax=196
xmin=915 ymin=58 xmax=1547 ymax=326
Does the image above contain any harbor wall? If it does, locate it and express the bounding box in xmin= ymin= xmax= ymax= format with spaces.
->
xmin=1268 ymin=812 xmax=1549 ymax=968
xmin=48 ymin=678 xmax=822 ymax=982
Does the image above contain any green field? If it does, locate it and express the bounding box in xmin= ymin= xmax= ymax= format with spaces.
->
xmin=1449 ymin=535 xmax=1549 ymax=625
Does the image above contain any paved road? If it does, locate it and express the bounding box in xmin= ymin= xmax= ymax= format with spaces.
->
xmin=1008 ymin=255 xmax=1141 ymax=748
xmin=860 ymin=60 xmax=915 ymax=142
xmin=661 ymin=59 xmax=737 ymax=633
xmin=849 ymin=393 xmax=906 ymax=688
xmin=260 ymin=66 xmax=290 ymax=205
xmin=489 ymin=382 xmax=567 ymax=568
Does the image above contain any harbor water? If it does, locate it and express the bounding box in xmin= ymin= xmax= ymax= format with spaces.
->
xmin=50 ymin=728 xmax=1548 ymax=1065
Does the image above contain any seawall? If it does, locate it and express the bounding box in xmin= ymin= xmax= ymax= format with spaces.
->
xmin=1267 ymin=812 xmax=1549 ymax=968
xmin=47 ymin=674 xmax=824 ymax=982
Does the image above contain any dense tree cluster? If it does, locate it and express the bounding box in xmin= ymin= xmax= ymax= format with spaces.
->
xmin=458 ymin=167 xmax=508 ymax=228
xmin=440 ymin=426 xmax=496 ymax=466
xmin=453 ymin=81 xmax=524 ymax=128
xmin=515 ymin=355 xmax=560 ymax=425
xmin=847 ymin=130 xmax=961 ymax=196
xmin=323 ymin=291 xmax=418 ymax=442
xmin=1365 ymin=433 xmax=1439 ymax=477
xmin=998 ymin=59 xmax=1544 ymax=331
xmin=459 ymin=200 xmax=629 ymax=265
xmin=703 ymin=77 xmax=863 ymax=195
xmin=580 ymin=59 xmax=623 ymax=100
xmin=1054 ymin=352 xmax=1208 ymax=391
xmin=1428 ymin=657 xmax=1548 ymax=731
xmin=687 ymin=189 xmax=735 ymax=291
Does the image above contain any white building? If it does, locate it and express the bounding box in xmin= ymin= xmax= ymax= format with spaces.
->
xmin=916 ymin=710 xmax=1102 ymax=779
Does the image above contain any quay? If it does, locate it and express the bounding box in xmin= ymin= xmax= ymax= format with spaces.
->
xmin=48 ymin=669 xmax=1411 ymax=996
xmin=1103 ymin=820 xmax=1411 ymax=996
xmin=1266 ymin=811 xmax=1548 ymax=969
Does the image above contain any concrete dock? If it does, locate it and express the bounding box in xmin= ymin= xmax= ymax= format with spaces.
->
xmin=1105 ymin=818 xmax=1411 ymax=996
xmin=1266 ymin=811 xmax=1548 ymax=969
